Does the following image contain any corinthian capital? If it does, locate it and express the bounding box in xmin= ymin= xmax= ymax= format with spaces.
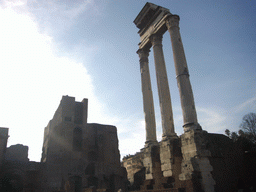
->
xmin=166 ymin=15 xmax=180 ymax=29
xmin=137 ymin=48 xmax=150 ymax=62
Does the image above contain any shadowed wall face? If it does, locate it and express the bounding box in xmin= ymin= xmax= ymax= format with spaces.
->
xmin=40 ymin=96 xmax=126 ymax=192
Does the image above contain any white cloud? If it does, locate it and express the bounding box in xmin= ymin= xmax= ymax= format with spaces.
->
xmin=0 ymin=4 xmax=100 ymax=161
xmin=197 ymin=107 xmax=227 ymax=133
xmin=1 ymin=0 xmax=101 ymax=35
xmin=1 ymin=0 xmax=27 ymax=8
xmin=233 ymin=96 xmax=256 ymax=113
xmin=0 ymin=2 xmax=147 ymax=161
xmin=119 ymin=119 xmax=146 ymax=158
xmin=25 ymin=0 xmax=99 ymax=35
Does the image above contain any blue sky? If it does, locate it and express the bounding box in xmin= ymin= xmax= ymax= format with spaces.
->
xmin=0 ymin=0 xmax=255 ymax=161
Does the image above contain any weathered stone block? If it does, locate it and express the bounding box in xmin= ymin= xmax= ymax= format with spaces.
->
xmin=179 ymin=130 xmax=215 ymax=192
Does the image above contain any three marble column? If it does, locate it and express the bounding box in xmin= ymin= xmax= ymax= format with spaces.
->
xmin=137 ymin=14 xmax=199 ymax=144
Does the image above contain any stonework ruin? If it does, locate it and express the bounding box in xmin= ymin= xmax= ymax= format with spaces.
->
xmin=0 ymin=96 xmax=127 ymax=192
xmin=0 ymin=127 xmax=8 ymax=178
xmin=121 ymin=2 xmax=252 ymax=192
xmin=0 ymin=128 xmax=8 ymax=169
xmin=5 ymin=144 xmax=29 ymax=162
xmin=0 ymin=3 xmax=255 ymax=192
xmin=122 ymin=152 xmax=144 ymax=190
xmin=134 ymin=3 xmax=213 ymax=190
xmin=40 ymin=96 xmax=127 ymax=192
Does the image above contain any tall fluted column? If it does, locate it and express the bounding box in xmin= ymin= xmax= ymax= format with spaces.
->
xmin=150 ymin=34 xmax=176 ymax=139
xmin=137 ymin=48 xmax=157 ymax=144
xmin=166 ymin=15 xmax=200 ymax=132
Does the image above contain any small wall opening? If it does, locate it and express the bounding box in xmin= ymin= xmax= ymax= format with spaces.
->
xmin=163 ymin=177 xmax=175 ymax=188
xmin=87 ymin=176 xmax=98 ymax=188
xmin=85 ymin=163 xmax=95 ymax=175
xmin=88 ymin=151 xmax=98 ymax=162
xmin=69 ymin=176 xmax=82 ymax=192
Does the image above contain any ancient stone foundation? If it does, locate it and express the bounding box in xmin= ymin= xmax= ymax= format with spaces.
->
xmin=122 ymin=131 xmax=248 ymax=192
xmin=0 ymin=96 xmax=128 ymax=192
xmin=179 ymin=130 xmax=215 ymax=192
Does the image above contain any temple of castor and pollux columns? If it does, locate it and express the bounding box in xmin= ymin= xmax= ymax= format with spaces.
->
xmin=122 ymin=2 xmax=250 ymax=192
xmin=0 ymin=2 xmax=254 ymax=192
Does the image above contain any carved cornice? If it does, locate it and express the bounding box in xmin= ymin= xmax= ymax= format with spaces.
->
xmin=150 ymin=34 xmax=163 ymax=47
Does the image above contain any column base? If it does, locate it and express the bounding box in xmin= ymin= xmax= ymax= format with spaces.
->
xmin=162 ymin=132 xmax=178 ymax=141
xmin=183 ymin=122 xmax=202 ymax=132
xmin=144 ymin=140 xmax=158 ymax=148
xmin=179 ymin=129 xmax=215 ymax=192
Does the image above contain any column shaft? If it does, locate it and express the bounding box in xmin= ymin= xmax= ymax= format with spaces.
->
xmin=166 ymin=15 xmax=199 ymax=131
xmin=137 ymin=48 xmax=157 ymax=144
xmin=150 ymin=34 xmax=176 ymax=138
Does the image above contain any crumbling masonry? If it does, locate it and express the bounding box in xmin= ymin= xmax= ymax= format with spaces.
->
xmin=122 ymin=3 xmax=246 ymax=192
xmin=41 ymin=96 xmax=127 ymax=192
